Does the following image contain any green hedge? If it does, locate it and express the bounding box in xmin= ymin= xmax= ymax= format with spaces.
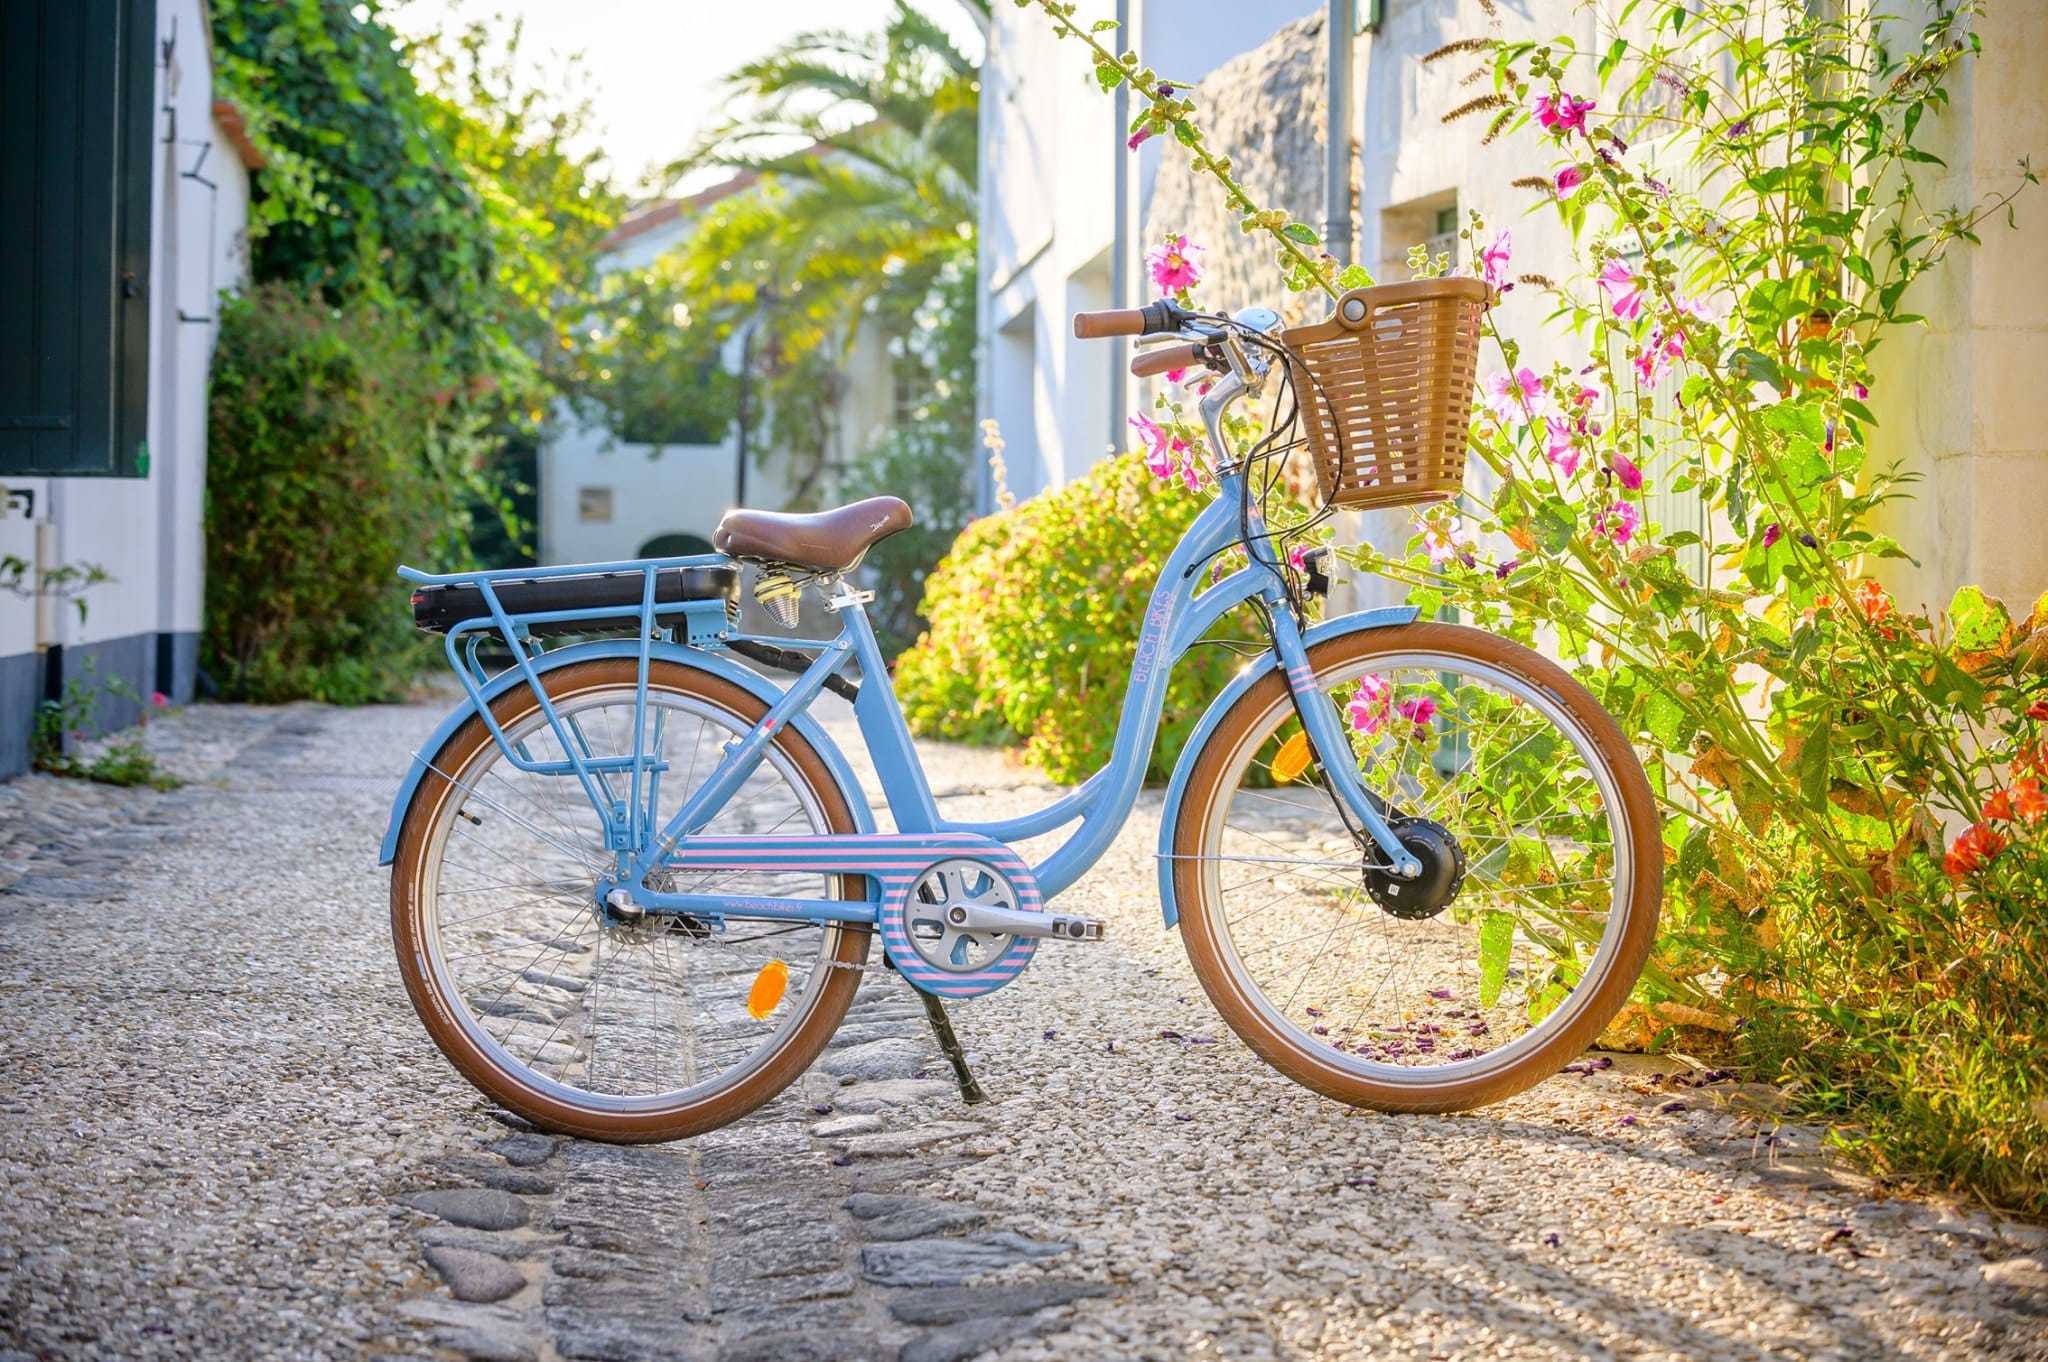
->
xmin=202 ymin=285 xmax=478 ymax=703
xmin=896 ymin=452 xmax=1264 ymax=783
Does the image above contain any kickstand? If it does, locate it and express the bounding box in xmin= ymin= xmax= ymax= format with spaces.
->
xmin=880 ymin=951 xmax=990 ymax=1104
xmin=913 ymin=985 xmax=990 ymax=1105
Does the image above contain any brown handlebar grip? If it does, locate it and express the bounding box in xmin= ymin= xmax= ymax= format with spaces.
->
xmin=1073 ymin=308 xmax=1148 ymax=339
xmin=1130 ymin=342 xmax=1204 ymax=378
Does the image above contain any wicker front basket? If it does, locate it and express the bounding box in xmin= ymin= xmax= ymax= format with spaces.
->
xmin=1280 ymin=277 xmax=1491 ymax=510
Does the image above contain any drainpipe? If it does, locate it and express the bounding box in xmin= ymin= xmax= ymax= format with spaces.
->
xmin=1324 ymin=0 xmax=1357 ymax=266
xmin=1108 ymin=0 xmax=1135 ymax=455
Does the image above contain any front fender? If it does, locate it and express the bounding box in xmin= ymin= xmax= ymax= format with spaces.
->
xmin=378 ymin=640 xmax=875 ymax=865
xmin=1155 ymin=605 xmax=1419 ymax=926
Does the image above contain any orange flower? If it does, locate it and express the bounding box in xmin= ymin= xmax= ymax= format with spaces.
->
xmin=1983 ymin=788 xmax=2014 ymax=821
xmin=1945 ymin=821 xmax=2007 ymax=878
xmin=2014 ymin=778 xmax=2048 ymax=825
xmin=2028 ymin=698 xmax=2048 ymax=721
xmin=1853 ymin=578 xmax=1892 ymax=625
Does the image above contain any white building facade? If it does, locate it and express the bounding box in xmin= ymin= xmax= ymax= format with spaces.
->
xmin=538 ymin=192 xmax=896 ymax=570
xmin=0 ymin=0 xmax=254 ymax=777
xmin=978 ymin=0 xmax=2048 ymax=618
xmin=976 ymin=0 xmax=1322 ymax=504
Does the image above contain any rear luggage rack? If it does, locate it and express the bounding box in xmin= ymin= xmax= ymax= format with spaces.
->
xmin=411 ymin=565 xmax=739 ymax=639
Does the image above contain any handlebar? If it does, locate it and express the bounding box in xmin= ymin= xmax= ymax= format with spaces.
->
xmin=1072 ymin=299 xmax=1191 ymax=339
xmin=1129 ymin=342 xmax=1207 ymax=378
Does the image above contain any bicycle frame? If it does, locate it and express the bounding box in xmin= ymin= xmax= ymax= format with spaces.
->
xmin=391 ymin=371 xmax=1422 ymax=929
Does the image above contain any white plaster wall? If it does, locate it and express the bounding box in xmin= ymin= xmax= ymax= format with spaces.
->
xmin=978 ymin=0 xmax=1313 ymax=503
xmin=0 ymin=0 xmax=249 ymax=699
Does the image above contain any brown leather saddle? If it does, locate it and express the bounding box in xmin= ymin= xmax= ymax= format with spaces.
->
xmin=711 ymin=496 xmax=914 ymax=573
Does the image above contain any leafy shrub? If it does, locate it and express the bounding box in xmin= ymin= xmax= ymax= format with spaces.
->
xmin=203 ymin=286 xmax=481 ymax=703
xmin=897 ymin=452 xmax=1263 ymax=783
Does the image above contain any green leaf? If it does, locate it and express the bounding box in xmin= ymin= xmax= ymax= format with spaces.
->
xmin=1095 ymin=63 xmax=1122 ymax=91
xmin=1727 ymin=347 xmax=1786 ymax=390
xmin=1477 ymin=910 xmax=1515 ymax=1008
xmin=1644 ymin=688 xmax=1694 ymax=750
xmin=1335 ymin=263 xmax=1374 ymax=290
xmin=1281 ymin=221 xmax=1320 ymax=245
xmin=1091 ymin=18 xmax=1120 ymax=31
xmin=1794 ymin=715 xmax=1832 ymax=808
xmin=1172 ymin=119 xmax=1197 ymax=147
xmin=1534 ymin=501 xmax=1577 ymax=554
xmin=1949 ymin=584 xmax=2011 ymax=652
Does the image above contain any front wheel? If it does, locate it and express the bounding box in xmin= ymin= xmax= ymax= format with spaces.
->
xmin=1172 ymin=622 xmax=1661 ymax=1112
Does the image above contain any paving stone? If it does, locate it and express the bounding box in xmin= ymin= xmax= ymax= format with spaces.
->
xmin=399 ymin=1300 xmax=537 ymax=1362
xmin=900 ymin=1315 xmax=1061 ymax=1362
xmin=440 ymin=1154 xmax=558 ymax=1196
xmin=817 ymin=1038 xmax=930 ymax=1082
xmin=884 ymin=1281 xmax=1113 ymax=1327
xmin=401 ymin=1188 xmax=532 ymax=1232
xmin=708 ymin=1268 xmax=858 ymax=1314
xmin=841 ymin=1194 xmax=987 ymax=1243
xmin=0 ymin=874 xmax=126 ymax=899
xmin=830 ymin=1079 xmax=954 ymax=1114
xmin=488 ymin=1133 xmax=561 ymax=1167
xmin=424 ymin=1245 xmax=529 ymax=1303
xmin=831 ymin=1122 xmax=984 ymax=1159
xmin=419 ymin=1225 xmax=539 ymax=1261
xmin=860 ymin=1233 xmax=1072 ymax=1288
xmin=812 ymin=1113 xmax=887 ymax=1139
xmin=717 ymin=1331 xmax=891 ymax=1362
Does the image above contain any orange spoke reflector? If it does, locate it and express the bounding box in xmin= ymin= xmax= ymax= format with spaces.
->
xmin=1271 ymin=731 xmax=1314 ymax=783
xmin=747 ymin=960 xmax=790 ymax=1019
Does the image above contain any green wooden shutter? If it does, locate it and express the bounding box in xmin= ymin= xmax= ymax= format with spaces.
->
xmin=0 ymin=0 xmax=157 ymax=478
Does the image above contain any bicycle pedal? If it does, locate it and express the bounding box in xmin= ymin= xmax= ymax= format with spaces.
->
xmin=1043 ymin=913 xmax=1106 ymax=942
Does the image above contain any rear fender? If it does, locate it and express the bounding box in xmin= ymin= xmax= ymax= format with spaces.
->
xmin=377 ymin=640 xmax=874 ymax=865
xmin=1155 ymin=606 xmax=1419 ymax=927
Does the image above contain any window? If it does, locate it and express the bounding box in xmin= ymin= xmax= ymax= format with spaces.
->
xmin=0 ymin=0 xmax=158 ymax=477
xmin=577 ymin=487 xmax=613 ymax=522
xmin=1378 ymin=191 xmax=1458 ymax=282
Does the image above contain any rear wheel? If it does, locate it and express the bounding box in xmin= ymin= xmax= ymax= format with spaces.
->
xmin=1172 ymin=623 xmax=1661 ymax=1112
xmin=390 ymin=657 xmax=868 ymax=1143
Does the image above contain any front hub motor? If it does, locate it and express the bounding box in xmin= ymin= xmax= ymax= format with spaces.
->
xmin=1363 ymin=817 xmax=1467 ymax=921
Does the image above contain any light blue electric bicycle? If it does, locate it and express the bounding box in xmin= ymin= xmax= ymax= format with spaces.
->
xmin=384 ymin=284 xmax=1660 ymax=1143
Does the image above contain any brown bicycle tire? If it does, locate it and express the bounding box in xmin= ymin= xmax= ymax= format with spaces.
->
xmin=1172 ymin=622 xmax=1662 ymax=1113
xmin=389 ymin=656 xmax=869 ymax=1143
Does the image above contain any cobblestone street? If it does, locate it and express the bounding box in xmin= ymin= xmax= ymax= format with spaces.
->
xmin=4 ymin=694 xmax=2048 ymax=1362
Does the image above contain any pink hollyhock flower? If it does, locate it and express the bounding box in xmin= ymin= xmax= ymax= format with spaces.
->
xmin=1127 ymin=129 xmax=1154 ymax=151
xmin=1598 ymin=501 xmax=1641 ymax=544
xmin=1348 ymin=674 xmax=1392 ymax=736
xmin=1573 ymin=383 xmax=1602 ymax=410
xmin=1543 ymin=418 xmax=1584 ymax=477
xmin=1179 ymin=453 xmax=1202 ymax=493
xmin=1165 ymin=367 xmax=1187 ymax=384
xmin=1599 ymin=260 xmax=1645 ymax=320
xmin=1146 ymin=234 xmax=1205 ymax=294
xmin=1288 ymin=544 xmax=1309 ymax=572
xmin=1421 ymin=525 xmax=1459 ymax=567
xmin=1762 ymin=523 xmax=1783 ymax=548
xmin=1479 ymin=229 xmax=1512 ymax=289
xmin=1633 ymin=327 xmax=1685 ymax=387
xmin=1534 ymin=92 xmax=1596 ymax=136
xmin=1395 ymin=696 xmax=1438 ymax=730
xmin=1484 ymin=368 xmax=1556 ymax=425
xmin=1609 ymin=453 xmax=1643 ymax=491
xmin=1554 ymin=166 xmax=1586 ymax=199
xmin=1130 ymin=412 xmax=1171 ymax=472
xmin=150 ymin=691 xmax=169 ymax=709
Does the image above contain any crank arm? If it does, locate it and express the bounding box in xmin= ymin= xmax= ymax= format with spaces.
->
xmin=943 ymin=901 xmax=1105 ymax=942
